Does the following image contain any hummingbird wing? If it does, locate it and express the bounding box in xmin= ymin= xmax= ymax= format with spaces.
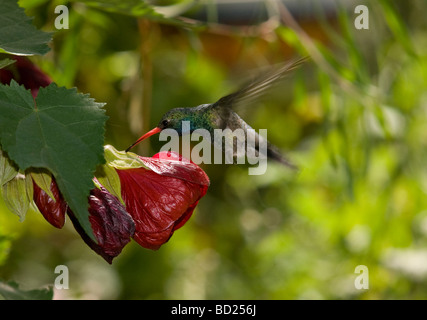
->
xmin=213 ymin=56 xmax=308 ymax=110
xmin=211 ymin=110 xmax=298 ymax=169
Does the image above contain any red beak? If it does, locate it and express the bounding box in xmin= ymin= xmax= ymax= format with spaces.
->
xmin=125 ymin=127 xmax=162 ymax=152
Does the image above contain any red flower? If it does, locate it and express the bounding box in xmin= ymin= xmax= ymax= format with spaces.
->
xmin=30 ymin=147 xmax=210 ymax=261
xmin=68 ymin=186 xmax=135 ymax=264
xmin=116 ymin=151 xmax=210 ymax=250
xmin=0 ymin=56 xmax=51 ymax=97
xmin=32 ymin=178 xmax=67 ymax=229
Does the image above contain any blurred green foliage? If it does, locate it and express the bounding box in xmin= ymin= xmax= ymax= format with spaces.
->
xmin=1 ymin=0 xmax=427 ymax=299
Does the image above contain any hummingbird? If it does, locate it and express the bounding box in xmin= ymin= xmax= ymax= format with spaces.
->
xmin=126 ymin=57 xmax=308 ymax=169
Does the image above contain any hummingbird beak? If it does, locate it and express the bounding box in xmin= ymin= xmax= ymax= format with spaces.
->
xmin=125 ymin=127 xmax=162 ymax=152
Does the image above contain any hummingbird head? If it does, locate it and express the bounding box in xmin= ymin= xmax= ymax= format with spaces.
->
xmin=125 ymin=107 xmax=194 ymax=152
xmin=157 ymin=107 xmax=192 ymax=132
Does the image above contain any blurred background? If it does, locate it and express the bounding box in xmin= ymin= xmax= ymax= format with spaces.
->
xmin=1 ymin=0 xmax=427 ymax=299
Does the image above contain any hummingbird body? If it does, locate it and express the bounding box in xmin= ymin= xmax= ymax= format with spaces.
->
xmin=160 ymin=104 xmax=220 ymax=135
xmin=158 ymin=102 xmax=293 ymax=167
xmin=126 ymin=57 xmax=308 ymax=169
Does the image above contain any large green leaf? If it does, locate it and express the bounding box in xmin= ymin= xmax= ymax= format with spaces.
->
xmin=0 ymin=0 xmax=52 ymax=55
xmin=0 ymin=280 xmax=53 ymax=300
xmin=0 ymin=81 xmax=108 ymax=240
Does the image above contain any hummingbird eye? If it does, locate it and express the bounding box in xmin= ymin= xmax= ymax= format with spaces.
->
xmin=161 ymin=119 xmax=170 ymax=127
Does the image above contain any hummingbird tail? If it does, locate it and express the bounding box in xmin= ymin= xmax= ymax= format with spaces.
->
xmin=267 ymin=145 xmax=298 ymax=170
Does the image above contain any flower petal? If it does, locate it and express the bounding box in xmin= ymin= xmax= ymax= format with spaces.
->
xmin=139 ymin=151 xmax=210 ymax=188
xmin=32 ymin=178 xmax=67 ymax=229
xmin=0 ymin=56 xmax=51 ymax=97
xmin=117 ymin=153 xmax=209 ymax=250
xmin=68 ymin=187 xmax=135 ymax=264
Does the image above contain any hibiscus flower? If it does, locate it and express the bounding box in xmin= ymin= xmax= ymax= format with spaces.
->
xmin=33 ymin=146 xmax=210 ymax=263
xmin=116 ymin=150 xmax=210 ymax=250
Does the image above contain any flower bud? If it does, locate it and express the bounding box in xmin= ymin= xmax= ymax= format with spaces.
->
xmin=32 ymin=177 xmax=67 ymax=229
xmin=68 ymin=187 xmax=135 ymax=264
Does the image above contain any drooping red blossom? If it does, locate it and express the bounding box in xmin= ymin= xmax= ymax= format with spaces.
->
xmin=32 ymin=178 xmax=67 ymax=229
xmin=67 ymin=186 xmax=135 ymax=264
xmin=116 ymin=151 xmax=210 ymax=250
xmin=0 ymin=56 xmax=52 ymax=97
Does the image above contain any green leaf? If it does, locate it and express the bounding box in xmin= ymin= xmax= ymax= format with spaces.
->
xmin=1 ymin=173 xmax=33 ymax=221
xmin=0 ymin=280 xmax=53 ymax=300
xmin=103 ymin=144 xmax=146 ymax=170
xmin=0 ymin=81 xmax=108 ymax=240
xmin=95 ymin=163 xmax=123 ymax=203
xmin=0 ymin=148 xmax=18 ymax=185
xmin=95 ymin=144 xmax=147 ymax=202
xmin=0 ymin=58 xmax=15 ymax=69
xmin=0 ymin=0 xmax=52 ymax=55
xmin=378 ymin=0 xmax=416 ymax=57
xmin=29 ymin=168 xmax=54 ymax=200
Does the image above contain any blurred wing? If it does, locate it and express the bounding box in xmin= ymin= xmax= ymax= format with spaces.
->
xmin=214 ymin=57 xmax=309 ymax=110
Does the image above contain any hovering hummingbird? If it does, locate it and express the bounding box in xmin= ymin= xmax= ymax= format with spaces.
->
xmin=126 ymin=57 xmax=308 ymax=169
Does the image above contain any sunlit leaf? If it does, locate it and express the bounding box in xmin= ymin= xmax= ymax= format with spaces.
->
xmin=29 ymin=168 xmax=54 ymax=200
xmin=0 ymin=148 xmax=18 ymax=186
xmin=1 ymin=173 xmax=33 ymax=221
